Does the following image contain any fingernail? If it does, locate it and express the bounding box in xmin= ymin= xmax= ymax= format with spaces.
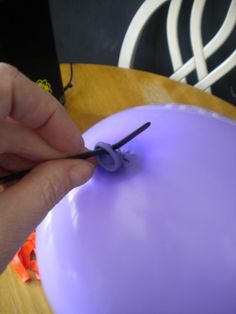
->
xmin=69 ymin=161 xmax=95 ymax=186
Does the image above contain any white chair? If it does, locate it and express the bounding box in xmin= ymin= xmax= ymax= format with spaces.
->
xmin=118 ymin=0 xmax=236 ymax=93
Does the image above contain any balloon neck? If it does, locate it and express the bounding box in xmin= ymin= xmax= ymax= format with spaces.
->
xmin=94 ymin=142 xmax=126 ymax=172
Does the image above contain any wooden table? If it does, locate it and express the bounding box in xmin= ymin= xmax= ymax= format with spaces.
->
xmin=0 ymin=64 xmax=235 ymax=314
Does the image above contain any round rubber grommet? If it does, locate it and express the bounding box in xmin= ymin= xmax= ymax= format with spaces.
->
xmin=94 ymin=142 xmax=123 ymax=172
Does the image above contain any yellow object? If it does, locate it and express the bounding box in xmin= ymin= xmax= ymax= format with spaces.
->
xmin=35 ymin=79 xmax=53 ymax=94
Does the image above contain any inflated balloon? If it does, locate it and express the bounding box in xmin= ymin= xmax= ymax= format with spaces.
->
xmin=37 ymin=104 xmax=236 ymax=314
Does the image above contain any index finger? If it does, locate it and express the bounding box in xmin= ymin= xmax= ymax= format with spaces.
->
xmin=0 ymin=63 xmax=84 ymax=154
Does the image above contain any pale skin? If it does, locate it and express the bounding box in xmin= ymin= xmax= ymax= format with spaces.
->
xmin=0 ymin=63 xmax=95 ymax=273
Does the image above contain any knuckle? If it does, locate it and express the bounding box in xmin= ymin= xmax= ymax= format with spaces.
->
xmin=0 ymin=63 xmax=20 ymax=118
xmin=0 ymin=62 xmax=18 ymax=78
xmin=40 ymin=174 xmax=69 ymax=209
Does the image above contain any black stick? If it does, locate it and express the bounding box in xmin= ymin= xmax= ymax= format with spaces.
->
xmin=0 ymin=122 xmax=151 ymax=184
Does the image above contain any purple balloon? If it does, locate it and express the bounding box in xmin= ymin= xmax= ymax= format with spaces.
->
xmin=37 ymin=104 xmax=236 ymax=314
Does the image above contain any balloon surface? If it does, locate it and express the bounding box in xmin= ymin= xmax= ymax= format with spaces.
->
xmin=37 ymin=104 xmax=236 ymax=314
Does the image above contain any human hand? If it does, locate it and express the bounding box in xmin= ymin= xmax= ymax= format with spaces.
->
xmin=0 ymin=64 xmax=95 ymax=273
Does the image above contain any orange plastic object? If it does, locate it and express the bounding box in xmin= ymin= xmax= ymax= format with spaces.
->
xmin=11 ymin=231 xmax=40 ymax=282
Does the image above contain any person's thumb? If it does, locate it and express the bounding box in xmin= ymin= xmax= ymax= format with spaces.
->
xmin=0 ymin=159 xmax=95 ymax=273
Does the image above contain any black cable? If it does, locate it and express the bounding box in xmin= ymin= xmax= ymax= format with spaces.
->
xmin=0 ymin=122 xmax=151 ymax=184
xmin=63 ymin=63 xmax=73 ymax=91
